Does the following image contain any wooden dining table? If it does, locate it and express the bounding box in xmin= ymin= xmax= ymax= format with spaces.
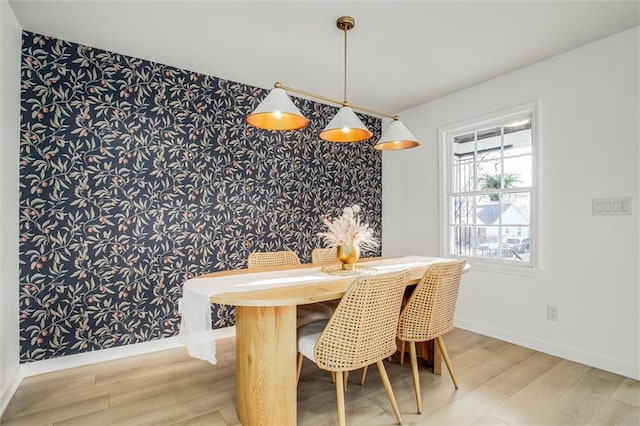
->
xmin=200 ymin=257 xmax=459 ymax=425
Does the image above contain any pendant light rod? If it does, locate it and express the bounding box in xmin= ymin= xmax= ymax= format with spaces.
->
xmin=336 ymin=16 xmax=354 ymax=104
xmin=273 ymin=82 xmax=400 ymax=121
xmin=342 ymin=18 xmax=348 ymax=104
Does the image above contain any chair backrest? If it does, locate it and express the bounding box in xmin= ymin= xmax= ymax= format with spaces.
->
xmin=247 ymin=250 xmax=301 ymax=269
xmin=311 ymin=247 xmax=337 ymax=263
xmin=314 ymin=270 xmax=409 ymax=372
xmin=397 ymin=260 xmax=466 ymax=342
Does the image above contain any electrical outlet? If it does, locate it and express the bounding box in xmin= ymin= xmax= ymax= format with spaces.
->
xmin=547 ymin=305 xmax=558 ymax=322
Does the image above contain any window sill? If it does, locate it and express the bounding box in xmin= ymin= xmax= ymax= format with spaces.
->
xmin=457 ymin=257 xmax=540 ymax=277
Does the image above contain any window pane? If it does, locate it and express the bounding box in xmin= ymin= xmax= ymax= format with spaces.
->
xmin=504 ymin=117 xmax=531 ymax=131
xmin=453 ymin=132 xmax=475 ymax=156
xmin=501 ymin=230 xmax=530 ymax=262
xmin=450 ymin=226 xmax=473 ymax=256
xmin=451 ymin=196 xmax=474 ymax=225
xmin=499 ymin=246 xmax=529 ymax=261
xmin=504 ymin=128 xmax=532 ymax=157
xmin=475 ymin=226 xmax=499 ymax=257
xmin=501 ymin=192 xmax=530 ymax=225
xmin=476 ymin=160 xmax=502 ymax=191
xmin=476 ymin=194 xmax=501 ymax=227
xmin=503 ymin=155 xmax=532 ymax=188
xmin=477 ymin=126 xmax=501 ymax=141
xmin=451 ymin=157 xmax=475 ymax=193
xmin=477 ymin=134 xmax=501 ymax=158
xmin=477 ymin=146 xmax=501 ymax=161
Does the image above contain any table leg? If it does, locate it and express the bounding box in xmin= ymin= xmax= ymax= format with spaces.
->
xmin=412 ymin=339 xmax=441 ymax=375
xmin=433 ymin=338 xmax=442 ymax=375
xmin=235 ymin=305 xmax=297 ymax=425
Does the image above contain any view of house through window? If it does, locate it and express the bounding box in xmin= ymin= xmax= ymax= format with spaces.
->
xmin=443 ymin=106 xmax=535 ymax=266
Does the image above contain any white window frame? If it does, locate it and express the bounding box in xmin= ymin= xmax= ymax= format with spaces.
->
xmin=438 ymin=101 xmax=540 ymax=274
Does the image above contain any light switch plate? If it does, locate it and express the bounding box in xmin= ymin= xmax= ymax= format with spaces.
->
xmin=593 ymin=197 xmax=632 ymax=216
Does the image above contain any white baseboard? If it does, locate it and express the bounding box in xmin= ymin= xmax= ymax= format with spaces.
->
xmin=20 ymin=336 xmax=184 ymax=378
xmin=454 ymin=317 xmax=639 ymax=380
xmin=0 ymin=368 xmax=22 ymax=420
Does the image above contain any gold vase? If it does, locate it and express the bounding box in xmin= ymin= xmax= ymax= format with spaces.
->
xmin=336 ymin=245 xmax=360 ymax=270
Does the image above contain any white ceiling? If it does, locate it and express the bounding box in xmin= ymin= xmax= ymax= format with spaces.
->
xmin=9 ymin=0 xmax=640 ymax=114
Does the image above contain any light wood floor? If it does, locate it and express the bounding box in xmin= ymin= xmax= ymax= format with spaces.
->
xmin=2 ymin=328 xmax=639 ymax=425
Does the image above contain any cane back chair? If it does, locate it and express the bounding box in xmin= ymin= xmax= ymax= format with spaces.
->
xmin=296 ymin=270 xmax=410 ymax=426
xmin=397 ymin=260 xmax=466 ymax=413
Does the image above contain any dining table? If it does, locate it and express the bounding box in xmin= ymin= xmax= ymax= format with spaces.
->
xmin=181 ymin=256 xmax=466 ymax=426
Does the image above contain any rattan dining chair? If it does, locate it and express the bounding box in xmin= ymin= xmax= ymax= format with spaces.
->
xmin=311 ymin=247 xmax=337 ymax=263
xmin=397 ymin=260 xmax=466 ymax=413
xmin=247 ymin=250 xmax=301 ymax=269
xmin=246 ymin=250 xmax=334 ymax=328
xmin=310 ymin=246 xmax=340 ymax=312
xmin=296 ymin=270 xmax=409 ymax=426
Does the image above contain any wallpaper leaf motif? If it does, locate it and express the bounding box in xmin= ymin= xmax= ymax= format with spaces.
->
xmin=19 ymin=31 xmax=382 ymax=362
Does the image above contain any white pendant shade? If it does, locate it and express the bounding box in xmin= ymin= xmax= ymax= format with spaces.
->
xmin=374 ymin=120 xmax=421 ymax=150
xmin=319 ymin=106 xmax=373 ymax=143
xmin=246 ymin=88 xmax=309 ymax=131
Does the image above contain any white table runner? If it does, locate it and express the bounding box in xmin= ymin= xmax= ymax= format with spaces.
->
xmin=178 ymin=256 xmax=449 ymax=364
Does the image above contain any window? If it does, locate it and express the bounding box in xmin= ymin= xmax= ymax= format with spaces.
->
xmin=440 ymin=103 xmax=537 ymax=268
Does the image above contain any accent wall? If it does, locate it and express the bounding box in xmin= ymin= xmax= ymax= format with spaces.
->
xmin=19 ymin=31 xmax=382 ymax=362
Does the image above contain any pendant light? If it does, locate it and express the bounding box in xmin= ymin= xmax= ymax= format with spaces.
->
xmin=246 ymin=16 xmax=420 ymax=150
xmin=320 ymin=107 xmax=372 ymax=143
xmin=245 ymin=87 xmax=308 ymax=130
xmin=318 ymin=16 xmax=372 ymax=143
xmin=375 ymin=119 xmax=421 ymax=150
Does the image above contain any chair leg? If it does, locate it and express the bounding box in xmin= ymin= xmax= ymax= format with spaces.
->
xmin=360 ymin=365 xmax=368 ymax=385
xmin=335 ymin=371 xmax=346 ymax=426
xmin=331 ymin=371 xmax=336 ymax=383
xmin=376 ymin=360 xmax=403 ymax=425
xmin=399 ymin=340 xmax=406 ymax=366
xmin=343 ymin=371 xmax=349 ymax=391
xmin=409 ymin=341 xmax=422 ymax=413
xmin=296 ymin=353 xmax=304 ymax=384
xmin=435 ymin=335 xmax=459 ymax=389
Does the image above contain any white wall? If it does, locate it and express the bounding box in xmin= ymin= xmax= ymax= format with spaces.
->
xmin=383 ymin=27 xmax=639 ymax=379
xmin=0 ymin=0 xmax=22 ymax=415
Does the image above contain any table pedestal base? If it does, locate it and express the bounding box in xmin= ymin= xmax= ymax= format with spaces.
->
xmin=399 ymin=339 xmax=442 ymax=375
xmin=235 ymin=305 xmax=297 ymax=425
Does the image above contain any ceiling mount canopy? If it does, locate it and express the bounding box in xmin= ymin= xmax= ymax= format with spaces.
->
xmin=246 ymin=16 xmax=420 ymax=151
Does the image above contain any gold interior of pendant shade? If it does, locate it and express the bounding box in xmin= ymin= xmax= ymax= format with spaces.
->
xmin=320 ymin=105 xmax=372 ymax=142
xmin=320 ymin=127 xmax=373 ymax=143
xmin=374 ymin=140 xmax=421 ymax=150
xmin=246 ymin=112 xmax=309 ymax=131
xmin=374 ymin=119 xmax=420 ymax=150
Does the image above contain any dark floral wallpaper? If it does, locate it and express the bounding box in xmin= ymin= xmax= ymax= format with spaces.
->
xmin=19 ymin=32 xmax=382 ymax=362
